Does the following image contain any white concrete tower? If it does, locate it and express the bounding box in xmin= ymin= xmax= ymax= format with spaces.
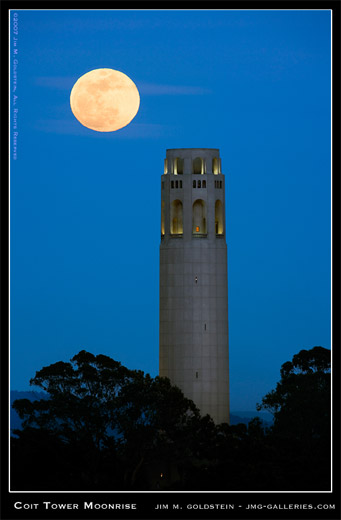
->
xmin=159 ymin=148 xmax=229 ymax=424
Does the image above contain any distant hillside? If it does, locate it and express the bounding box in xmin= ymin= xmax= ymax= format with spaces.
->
xmin=10 ymin=390 xmax=48 ymax=432
xmin=10 ymin=390 xmax=48 ymax=402
xmin=10 ymin=391 xmax=273 ymax=432
xmin=230 ymin=411 xmax=273 ymax=427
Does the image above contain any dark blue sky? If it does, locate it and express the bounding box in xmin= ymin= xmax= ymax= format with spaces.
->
xmin=10 ymin=9 xmax=331 ymax=410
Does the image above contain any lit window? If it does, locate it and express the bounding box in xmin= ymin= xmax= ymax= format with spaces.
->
xmin=215 ymin=200 xmax=224 ymax=235
xmin=170 ymin=200 xmax=183 ymax=235
xmin=193 ymin=157 xmax=203 ymax=174
xmin=192 ymin=199 xmax=207 ymax=235
xmin=212 ymin=157 xmax=219 ymax=175
xmin=175 ymin=157 xmax=184 ymax=175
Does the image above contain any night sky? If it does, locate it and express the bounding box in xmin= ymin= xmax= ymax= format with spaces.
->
xmin=10 ymin=9 xmax=331 ymax=411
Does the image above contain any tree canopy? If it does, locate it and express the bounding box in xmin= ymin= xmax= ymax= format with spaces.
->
xmin=257 ymin=346 xmax=330 ymax=435
xmin=12 ymin=350 xmax=202 ymax=489
xmin=257 ymin=346 xmax=331 ymax=490
xmin=11 ymin=346 xmax=331 ymax=491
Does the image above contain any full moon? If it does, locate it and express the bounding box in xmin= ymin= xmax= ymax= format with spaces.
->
xmin=70 ymin=68 xmax=140 ymax=132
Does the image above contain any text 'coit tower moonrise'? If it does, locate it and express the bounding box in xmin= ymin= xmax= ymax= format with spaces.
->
xmin=159 ymin=148 xmax=229 ymax=424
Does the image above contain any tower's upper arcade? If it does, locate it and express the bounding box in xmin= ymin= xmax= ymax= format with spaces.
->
xmin=161 ymin=148 xmax=226 ymax=242
xmin=164 ymin=148 xmax=222 ymax=176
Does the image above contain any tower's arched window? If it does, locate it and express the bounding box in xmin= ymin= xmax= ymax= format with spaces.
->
xmin=193 ymin=157 xmax=204 ymax=175
xmin=174 ymin=157 xmax=184 ymax=175
xmin=203 ymin=180 xmax=206 ymax=188
xmin=164 ymin=159 xmax=168 ymax=174
xmin=161 ymin=200 xmax=165 ymax=236
xmin=170 ymin=200 xmax=183 ymax=235
xmin=193 ymin=180 xmax=196 ymax=188
xmin=198 ymin=180 xmax=201 ymax=188
xmin=192 ymin=199 xmax=207 ymax=235
xmin=215 ymin=199 xmax=224 ymax=235
xmin=212 ymin=157 xmax=219 ymax=175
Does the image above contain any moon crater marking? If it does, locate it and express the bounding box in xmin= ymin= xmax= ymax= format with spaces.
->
xmin=70 ymin=68 xmax=140 ymax=132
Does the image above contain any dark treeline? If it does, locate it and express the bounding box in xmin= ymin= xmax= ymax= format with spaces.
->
xmin=11 ymin=347 xmax=331 ymax=491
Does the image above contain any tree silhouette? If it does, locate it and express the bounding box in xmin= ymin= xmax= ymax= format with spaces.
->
xmin=257 ymin=346 xmax=331 ymax=490
xmin=12 ymin=350 xmax=202 ymax=490
xmin=11 ymin=346 xmax=331 ymax=491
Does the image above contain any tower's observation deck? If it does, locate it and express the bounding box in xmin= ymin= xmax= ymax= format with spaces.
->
xmin=159 ymin=148 xmax=229 ymax=424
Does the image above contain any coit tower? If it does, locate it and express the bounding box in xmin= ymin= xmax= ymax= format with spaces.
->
xmin=159 ymin=148 xmax=229 ymax=424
